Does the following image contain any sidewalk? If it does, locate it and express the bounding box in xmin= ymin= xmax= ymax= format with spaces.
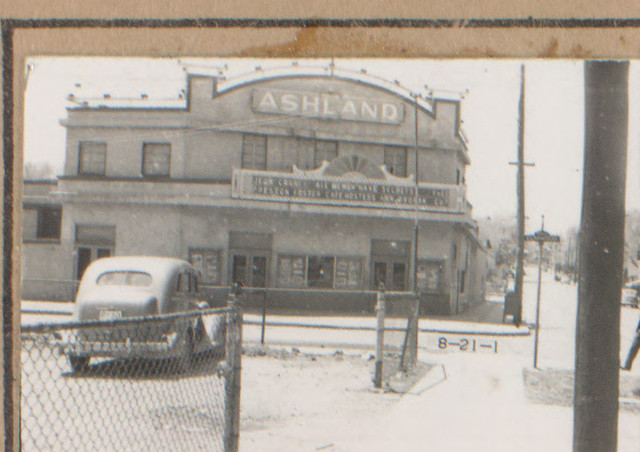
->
xmin=330 ymin=353 xmax=640 ymax=451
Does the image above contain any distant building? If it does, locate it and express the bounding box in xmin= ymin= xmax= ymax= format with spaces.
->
xmin=22 ymin=64 xmax=486 ymax=314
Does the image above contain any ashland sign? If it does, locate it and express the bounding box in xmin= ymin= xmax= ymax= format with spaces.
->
xmin=252 ymin=88 xmax=406 ymax=125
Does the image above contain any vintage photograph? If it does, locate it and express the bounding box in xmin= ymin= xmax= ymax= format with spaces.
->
xmin=19 ymin=57 xmax=640 ymax=450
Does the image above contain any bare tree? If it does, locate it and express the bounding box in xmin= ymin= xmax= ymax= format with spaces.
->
xmin=23 ymin=162 xmax=56 ymax=180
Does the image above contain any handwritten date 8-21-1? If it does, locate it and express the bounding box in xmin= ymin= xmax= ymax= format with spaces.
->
xmin=437 ymin=337 xmax=498 ymax=353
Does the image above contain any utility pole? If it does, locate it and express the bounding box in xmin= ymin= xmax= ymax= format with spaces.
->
xmin=413 ymin=94 xmax=420 ymax=295
xmin=509 ymin=64 xmax=534 ymax=325
xmin=573 ymin=61 xmax=628 ymax=452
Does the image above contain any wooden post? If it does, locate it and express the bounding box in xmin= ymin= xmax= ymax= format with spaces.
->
xmin=224 ymin=283 xmax=243 ymax=452
xmin=373 ymin=289 xmax=386 ymax=389
xmin=260 ymin=289 xmax=267 ymax=345
xmin=514 ymin=64 xmax=526 ymax=326
xmin=400 ymin=295 xmax=420 ymax=371
xmin=573 ymin=61 xmax=628 ymax=452
xmin=412 ymin=94 xmax=420 ymax=296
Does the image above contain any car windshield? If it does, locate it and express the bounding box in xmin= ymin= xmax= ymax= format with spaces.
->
xmin=96 ymin=271 xmax=152 ymax=287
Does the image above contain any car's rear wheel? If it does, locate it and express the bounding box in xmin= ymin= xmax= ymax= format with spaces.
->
xmin=68 ymin=355 xmax=90 ymax=373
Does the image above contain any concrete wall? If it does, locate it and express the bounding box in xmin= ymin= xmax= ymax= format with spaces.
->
xmin=63 ymin=75 xmax=467 ymax=186
xmin=184 ymin=131 xmax=240 ymax=180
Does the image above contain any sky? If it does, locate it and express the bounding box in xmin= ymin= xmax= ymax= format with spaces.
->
xmin=23 ymin=57 xmax=640 ymax=235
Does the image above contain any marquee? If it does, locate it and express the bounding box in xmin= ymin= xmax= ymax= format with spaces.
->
xmin=251 ymin=88 xmax=405 ymax=125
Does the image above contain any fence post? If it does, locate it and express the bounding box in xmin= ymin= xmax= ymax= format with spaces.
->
xmin=401 ymin=295 xmax=419 ymax=371
xmin=260 ymin=289 xmax=267 ymax=345
xmin=224 ymin=283 xmax=243 ymax=452
xmin=374 ymin=288 xmax=386 ymax=389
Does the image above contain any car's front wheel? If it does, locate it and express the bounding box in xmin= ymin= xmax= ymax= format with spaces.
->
xmin=68 ymin=355 xmax=90 ymax=373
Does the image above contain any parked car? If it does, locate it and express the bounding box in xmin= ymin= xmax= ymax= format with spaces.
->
xmin=66 ymin=256 xmax=225 ymax=372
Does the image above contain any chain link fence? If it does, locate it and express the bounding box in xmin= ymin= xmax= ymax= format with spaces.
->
xmin=21 ymin=300 xmax=243 ymax=452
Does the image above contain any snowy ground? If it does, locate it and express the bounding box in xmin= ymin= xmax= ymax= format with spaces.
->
xmin=20 ymin=267 xmax=640 ymax=450
xmin=236 ymin=267 xmax=640 ymax=451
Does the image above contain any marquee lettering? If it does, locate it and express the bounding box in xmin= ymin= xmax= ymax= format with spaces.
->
xmin=340 ymin=100 xmax=357 ymax=118
xmin=256 ymin=91 xmax=278 ymax=111
xmin=252 ymin=88 xmax=405 ymax=124
xmin=281 ymin=93 xmax=298 ymax=112
xmin=239 ymin=172 xmax=451 ymax=209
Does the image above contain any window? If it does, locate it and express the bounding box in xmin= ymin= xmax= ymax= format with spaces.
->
xmin=277 ymin=255 xmax=307 ymax=288
xmin=416 ymin=261 xmax=444 ymax=292
xmin=189 ymin=249 xmax=222 ymax=285
xmin=277 ymin=255 xmax=363 ymax=290
xmin=241 ymin=135 xmax=267 ymax=170
xmin=190 ymin=272 xmax=198 ymax=293
xmin=314 ymin=141 xmax=338 ymax=168
xmin=142 ymin=143 xmax=171 ymax=177
xmin=334 ymin=258 xmax=362 ymax=289
xmin=384 ymin=146 xmax=407 ymax=177
xmin=177 ymin=272 xmax=190 ymax=293
xmin=307 ymin=256 xmax=334 ymax=289
xmin=23 ymin=205 xmax=62 ymax=241
xmin=78 ymin=142 xmax=106 ymax=176
xmin=296 ymin=139 xmax=315 ymax=170
xmin=97 ymin=271 xmax=152 ymax=287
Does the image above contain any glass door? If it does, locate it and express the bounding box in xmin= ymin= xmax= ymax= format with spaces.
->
xmin=231 ymin=254 xmax=247 ymax=287
xmin=392 ymin=262 xmax=407 ymax=291
xmin=251 ymin=256 xmax=267 ymax=288
xmin=372 ymin=259 xmax=407 ymax=291
xmin=373 ymin=261 xmax=387 ymax=290
xmin=76 ymin=246 xmax=112 ymax=280
xmin=231 ymin=253 xmax=268 ymax=288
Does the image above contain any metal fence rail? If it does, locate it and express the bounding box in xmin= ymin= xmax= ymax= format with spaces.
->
xmin=21 ymin=301 xmax=243 ymax=452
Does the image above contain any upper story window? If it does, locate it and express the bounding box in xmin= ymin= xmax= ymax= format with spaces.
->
xmin=142 ymin=143 xmax=171 ymax=177
xmin=23 ymin=205 xmax=62 ymax=242
xmin=314 ymin=140 xmax=338 ymax=168
xmin=78 ymin=141 xmax=106 ymax=176
xmin=384 ymin=146 xmax=407 ymax=177
xmin=241 ymin=135 xmax=267 ymax=170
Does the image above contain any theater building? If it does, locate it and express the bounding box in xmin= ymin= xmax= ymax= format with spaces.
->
xmin=22 ymin=65 xmax=486 ymax=315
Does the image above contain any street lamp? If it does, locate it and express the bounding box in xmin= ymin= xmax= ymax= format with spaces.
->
xmin=525 ymin=215 xmax=560 ymax=370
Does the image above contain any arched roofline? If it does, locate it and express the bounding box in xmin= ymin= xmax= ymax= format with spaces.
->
xmin=191 ymin=66 xmax=440 ymax=118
